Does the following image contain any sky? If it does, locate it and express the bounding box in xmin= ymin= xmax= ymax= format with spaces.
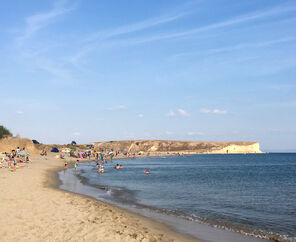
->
xmin=0 ymin=0 xmax=295 ymax=151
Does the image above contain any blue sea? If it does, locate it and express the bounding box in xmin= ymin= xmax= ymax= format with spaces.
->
xmin=59 ymin=154 xmax=296 ymax=241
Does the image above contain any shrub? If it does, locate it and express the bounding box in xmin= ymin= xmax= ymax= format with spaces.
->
xmin=0 ymin=125 xmax=12 ymax=139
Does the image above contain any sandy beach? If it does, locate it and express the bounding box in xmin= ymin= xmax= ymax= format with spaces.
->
xmin=0 ymin=154 xmax=199 ymax=242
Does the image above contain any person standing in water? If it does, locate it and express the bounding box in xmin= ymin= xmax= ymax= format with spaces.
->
xmin=74 ymin=161 xmax=78 ymax=173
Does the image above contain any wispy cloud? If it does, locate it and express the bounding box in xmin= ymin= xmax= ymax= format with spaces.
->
xmin=208 ymin=37 xmax=296 ymax=54
xmin=100 ymin=3 xmax=296 ymax=47
xmin=200 ymin=108 xmax=228 ymax=114
xmin=10 ymin=0 xmax=77 ymax=84
xmin=86 ymin=11 xmax=188 ymax=42
xmin=174 ymin=37 xmax=296 ymax=58
xmin=67 ymin=3 xmax=296 ymax=67
xmin=16 ymin=0 xmax=74 ymax=45
xmin=70 ymin=10 xmax=190 ymax=64
xmin=72 ymin=132 xmax=80 ymax=136
xmin=178 ymin=109 xmax=190 ymax=117
xmin=138 ymin=114 xmax=144 ymax=118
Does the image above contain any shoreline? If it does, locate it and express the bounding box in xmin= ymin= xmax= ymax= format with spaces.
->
xmin=58 ymin=160 xmax=268 ymax=242
xmin=52 ymin=166 xmax=199 ymax=242
xmin=0 ymin=154 xmax=199 ymax=241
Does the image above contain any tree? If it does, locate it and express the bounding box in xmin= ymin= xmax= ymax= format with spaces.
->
xmin=0 ymin=125 xmax=12 ymax=139
xmin=71 ymin=141 xmax=77 ymax=145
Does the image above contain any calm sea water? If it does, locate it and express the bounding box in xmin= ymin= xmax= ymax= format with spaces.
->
xmin=64 ymin=154 xmax=296 ymax=241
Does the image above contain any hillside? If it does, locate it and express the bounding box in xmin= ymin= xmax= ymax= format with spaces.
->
xmin=0 ymin=137 xmax=39 ymax=154
xmin=0 ymin=138 xmax=262 ymax=154
xmin=91 ymin=140 xmax=262 ymax=154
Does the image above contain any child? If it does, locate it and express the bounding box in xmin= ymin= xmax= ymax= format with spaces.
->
xmin=13 ymin=159 xmax=17 ymax=172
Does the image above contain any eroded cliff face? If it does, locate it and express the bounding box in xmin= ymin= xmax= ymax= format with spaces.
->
xmin=0 ymin=137 xmax=39 ymax=154
xmin=208 ymin=142 xmax=262 ymax=154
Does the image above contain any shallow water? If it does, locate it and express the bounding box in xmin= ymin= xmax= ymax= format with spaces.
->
xmin=60 ymin=153 xmax=296 ymax=241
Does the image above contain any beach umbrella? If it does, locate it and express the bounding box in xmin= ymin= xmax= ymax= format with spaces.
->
xmin=17 ymin=150 xmax=30 ymax=156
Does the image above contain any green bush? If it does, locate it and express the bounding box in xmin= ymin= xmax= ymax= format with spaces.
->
xmin=0 ymin=125 xmax=12 ymax=139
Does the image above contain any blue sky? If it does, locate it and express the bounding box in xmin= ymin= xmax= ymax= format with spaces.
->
xmin=0 ymin=0 xmax=295 ymax=151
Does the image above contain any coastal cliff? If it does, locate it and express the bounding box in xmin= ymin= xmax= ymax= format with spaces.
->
xmin=0 ymin=138 xmax=262 ymax=154
xmin=92 ymin=140 xmax=262 ymax=154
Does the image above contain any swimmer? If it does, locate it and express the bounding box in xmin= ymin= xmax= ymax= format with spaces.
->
xmin=98 ymin=164 xmax=104 ymax=174
xmin=144 ymin=169 xmax=150 ymax=174
xmin=114 ymin=164 xmax=120 ymax=169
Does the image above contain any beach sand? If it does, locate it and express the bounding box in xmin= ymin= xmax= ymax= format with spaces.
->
xmin=0 ymin=155 xmax=199 ymax=242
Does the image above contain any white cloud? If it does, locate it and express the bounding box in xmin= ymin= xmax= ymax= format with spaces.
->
xmin=178 ymin=109 xmax=190 ymax=117
xmin=166 ymin=111 xmax=176 ymax=117
xmin=118 ymin=105 xmax=128 ymax=110
xmin=187 ymin=131 xmax=203 ymax=136
xmin=106 ymin=105 xmax=128 ymax=111
xmin=138 ymin=114 xmax=144 ymax=118
xmin=200 ymin=108 xmax=228 ymax=114
xmin=72 ymin=132 xmax=80 ymax=136
xmin=16 ymin=110 xmax=24 ymax=115
xmin=213 ymin=109 xmax=228 ymax=114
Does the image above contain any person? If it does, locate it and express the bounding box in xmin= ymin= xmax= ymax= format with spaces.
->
xmin=98 ymin=164 xmax=104 ymax=174
xmin=114 ymin=164 xmax=120 ymax=169
xmin=13 ymin=159 xmax=17 ymax=172
xmin=8 ymin=152 xmax=14 ymax=168
xmin=74 ymin=161 xmax=78 ymax=173
xmin=64 ymin=161 xmax=68 ymax=167
xmin=26 ymin=156 xmax=30 ymax=163
xmin=144 ymin=169 xmax=150 ymax=174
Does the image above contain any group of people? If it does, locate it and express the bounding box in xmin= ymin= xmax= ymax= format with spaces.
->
xmin=0 ymin=147 xmax=30 ymax=171
xmin=114 ymin=164 xmax=123 ymax=169
xmin=59 ymin=147 xmax=151 ymax=175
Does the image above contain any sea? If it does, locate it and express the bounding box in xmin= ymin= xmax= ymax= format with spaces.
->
xmin=58 ymin=153 xmax=296 ymax=242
